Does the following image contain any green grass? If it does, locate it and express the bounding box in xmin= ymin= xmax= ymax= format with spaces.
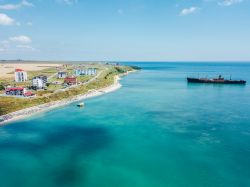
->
xmin=76 ymin=75 xmax=92 ymax=83
xmin=48 ymin=77 xmax=64 ymax=84
xmin=47 ymin=84 xmax=64 ymax=91
xmin=0 ymin=66 xmax=136 ymax=116
xmin=27 ymin=67 xmax=58 ymax=80
xmin=35 ymin=90 xmax=54 ymax=97
xmin=0 ymin=67 xmax=59 ymax=87
xmin=0 ymin=77 xmax=14 ymax=86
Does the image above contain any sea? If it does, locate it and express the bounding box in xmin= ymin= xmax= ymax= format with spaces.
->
xmin=0 ymin=62 xmax=250 ymax=187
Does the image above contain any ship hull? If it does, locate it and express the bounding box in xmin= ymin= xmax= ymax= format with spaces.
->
xmin=187 ymin=78 xmax=246 ymax=84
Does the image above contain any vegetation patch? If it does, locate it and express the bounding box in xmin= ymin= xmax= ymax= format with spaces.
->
xmin=0 ymin=65 xmax=136 ymax=115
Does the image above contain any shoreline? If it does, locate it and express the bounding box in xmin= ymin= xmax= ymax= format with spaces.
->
xmin=0 ymin=71 xmax=135 ymax=126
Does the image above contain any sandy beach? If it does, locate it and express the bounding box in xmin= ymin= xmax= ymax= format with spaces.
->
xmin=0 ymin=63 xmax=61 ymax=78
xmin=0 ymin=75 xmax=123 ymax=125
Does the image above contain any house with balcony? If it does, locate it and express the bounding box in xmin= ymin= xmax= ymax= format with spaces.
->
xmin=5 ymin=87 xmax=35 ymax=97
xmin=74 ymin=68 xmax=97 ymax=76
xmin=74 ymin=69 xmax=82 ymax=76
xmin=5 ymin=87 xmax=26 ymax=96
xmin=15 ymin=69 xmax=28 ymax=82
xmin=58 ymin=72 xmax=67 ymax=78
xmin=64 ymin=76 xmax=77 ymax=85
xmin=32 ymin=75 xmax=48 ymax=89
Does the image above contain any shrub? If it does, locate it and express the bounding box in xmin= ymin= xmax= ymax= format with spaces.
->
xmin=0 ymin=85 xmax=5 ymax=90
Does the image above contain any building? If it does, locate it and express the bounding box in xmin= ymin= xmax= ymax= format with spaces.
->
xmin=5 ymin=87 xmax=26 ymax=96
xmin=58 ymin=72 xmax=67 ymax=78
xmin=74 ymin=68 xmax=97 ymax=76
xmin=15 ymin=69 xmax=28 ymax=82
xmin=32 ymin=75 xmax=47 ymax=89
xmin=74 ymin=69 xmax=82 ymax=76
xmin=5 ymin=87 xmax=35 ymax=97
xmin=87 ymin=68 xmax=97 ymax=75
xmin=23 ymin=91 xmax=35 ymax=97
xmin=64 ymin=76 xmax=77 ymax=85
xmin=84 ymin=68 xmax=97 ymax=75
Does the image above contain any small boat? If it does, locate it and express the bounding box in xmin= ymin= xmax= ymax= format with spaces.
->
xmin=77 ymin=102 xmax=84 ymax=107
xmin=187 ymin=75 xmax=246 ymax=85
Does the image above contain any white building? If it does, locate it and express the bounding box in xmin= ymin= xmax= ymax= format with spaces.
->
xmin=76 ymin=68 xmax=97 ymax=76
xmin=86 ymin=68 xmax=97 ymax=75
xmin=15 ymin=69 xmax=28 ymax=82
xmin=32 ymin=76 xmax=47 ymax=89
xmin=58 ymin=72 xmax=67 ymax=78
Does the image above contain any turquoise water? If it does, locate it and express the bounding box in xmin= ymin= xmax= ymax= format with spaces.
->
xmin=0 ymin=62 xmax=250 ymax=187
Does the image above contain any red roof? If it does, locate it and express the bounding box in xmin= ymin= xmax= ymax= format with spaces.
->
xmin=24 ymin=91 xmax=34 ymax=96
xmin=15 ymin=68 xmax=24 ymax=72
xmin=65 ymin=77 xmax=76 ymax=80
xmin=64 ymin=76 xmax=77 ymax=83
xmin=6 ymin=87 xmax=24 ymax=91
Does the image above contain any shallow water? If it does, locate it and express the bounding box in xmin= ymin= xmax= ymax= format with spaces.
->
xmin=0 ymin=62 xmax=250 ymax=187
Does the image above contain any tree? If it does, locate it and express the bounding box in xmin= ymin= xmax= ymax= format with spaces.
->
xmin=0 ymin=85 xmax=5 ymax=90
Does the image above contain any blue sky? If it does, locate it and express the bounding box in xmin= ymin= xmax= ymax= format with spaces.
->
xmin=0 ymin=0 xmax=250 ymax=61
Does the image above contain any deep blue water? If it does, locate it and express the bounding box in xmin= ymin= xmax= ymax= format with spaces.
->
xmin=0 ymin=62 xmax=250 ymax=187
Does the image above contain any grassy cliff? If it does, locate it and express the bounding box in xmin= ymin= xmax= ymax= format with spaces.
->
xmin=0 ymin=66 xmax=135 ymax=116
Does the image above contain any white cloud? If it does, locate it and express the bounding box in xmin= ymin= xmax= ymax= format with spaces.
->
xmin=60 ymin=0 xmax=78 ymax=5
xmin=16 ymin=44 xmax=34 ymax=50
xmin=21 ymin=0 xmax=33 ymax=7
xmin=0 ymin=44 xmax=35 ymax=53
xmin=27 ymin=21 xmax=32 ymax=26
xmin=0 ymin=40 xmax=10 ymax=52
xmin=180 ymin=7 xmax=199 ymax=16
xmin=0 ymin=13 xmax=14 ymax=25
xmin=0 ymin=4 xmax=20 ymax=10
xmin=0 ymin=40 xmax=9 ymax=51
xmin=9 ymin=35 xmax=32 ymax=43
xmin=0 ymin=40 xmax=9 ymax=45
xmin=0 ymin=0 xmax=33 ymax=10
xmin=0 ymin=36 xmax=35 ymax=53
xmin=218 ymin=0 xmax=243 ymax=6
xmin=117 ymin=9 xmax=124 ymax=15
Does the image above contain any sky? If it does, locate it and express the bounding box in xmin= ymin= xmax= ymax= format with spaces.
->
xmin=0 ymin=0 xmax=250 ymax=61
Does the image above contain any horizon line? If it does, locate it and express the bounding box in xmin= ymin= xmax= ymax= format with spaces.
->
xmin=1 ymin=60 xmax=250 ymax=63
